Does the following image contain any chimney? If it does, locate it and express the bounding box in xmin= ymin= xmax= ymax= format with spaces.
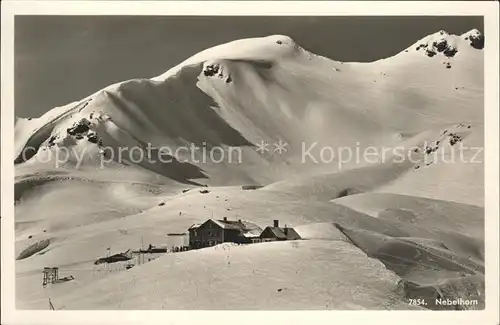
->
xmin=273 ymin=220 xmax=279 ymax=228
xmin=238 ymin=219 xmax=242 ymax=223
xmin=223 ymin=217 xmax=227 ymax=222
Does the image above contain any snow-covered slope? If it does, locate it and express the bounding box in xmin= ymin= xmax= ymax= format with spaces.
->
xmin=14 ymin=29 xmax=485 ymax=310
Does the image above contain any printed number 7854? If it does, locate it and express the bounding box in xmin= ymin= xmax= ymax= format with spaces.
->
xmin=408 ymin=299 xmax=427 ymax=306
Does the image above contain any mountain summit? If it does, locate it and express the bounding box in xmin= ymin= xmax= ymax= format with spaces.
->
xmin=405 ymin=29 xmax=484 ymax=59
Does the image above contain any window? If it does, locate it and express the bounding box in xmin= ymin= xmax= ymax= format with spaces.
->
xmin=208 ymin=231 xmax=213 ymax=237
xmin=194 ymin=230 xmax=197 ymax=236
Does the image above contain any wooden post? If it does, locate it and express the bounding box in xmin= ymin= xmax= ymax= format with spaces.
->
xmin=48 ymin=297 xmax=55 ymax=310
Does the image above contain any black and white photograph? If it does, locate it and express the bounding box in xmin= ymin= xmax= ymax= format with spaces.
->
xmin=1 ymin=1 xmax=499 ymax=324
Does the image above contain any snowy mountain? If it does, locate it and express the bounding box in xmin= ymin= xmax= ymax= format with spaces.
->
xmin=15 ymin=30 xmax=484 ymax=310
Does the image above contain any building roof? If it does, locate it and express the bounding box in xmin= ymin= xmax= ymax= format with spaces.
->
xmin=261 ymin=227 xmax=301 ymax=240
xmin=196 ymin=219 xmax=262 ymax=235
xmin=211 ymin=219 xmax=246 ymax=230
xmin=188 ymin=224 xmax=201 ymax=230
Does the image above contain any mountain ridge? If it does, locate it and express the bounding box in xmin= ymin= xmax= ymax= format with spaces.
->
xmin=15 ymin=30 xmax=484 ymax=172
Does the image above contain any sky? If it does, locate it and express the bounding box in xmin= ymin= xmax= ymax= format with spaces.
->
xmin=15 ymin=16 xmax=483 ymax=118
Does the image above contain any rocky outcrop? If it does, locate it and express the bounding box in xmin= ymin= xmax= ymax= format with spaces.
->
xmin=47 ymin=134 xmax=58 ymax=148
xmin=425 ymin=49 xmax=437 ymax=57
xmin=86 ymin=131 xmax=99 ymax=144
xmin=203 ymin=64 xmax=220 ymax=77
xmin=448 ymin=132 xmax=463 ymax=146
xmin=469 ymin=35 xmax=485 ymax=50
xmin=443 ymin=46 xmax=458 ymax=58
xmin=416 ymin=35 xmax=458 ymax=59
xmin=463 ymin=29 xmax=485 ymax=50
xmin=67 ymin=118 xmax=91 ymax=136
xmin=65 ymin=117 xmax=103 ymax=146
xmin=434 ymin=38 xmax=449 ymax=52
xmin=202 ymin=63 xmax=233 ymax=84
